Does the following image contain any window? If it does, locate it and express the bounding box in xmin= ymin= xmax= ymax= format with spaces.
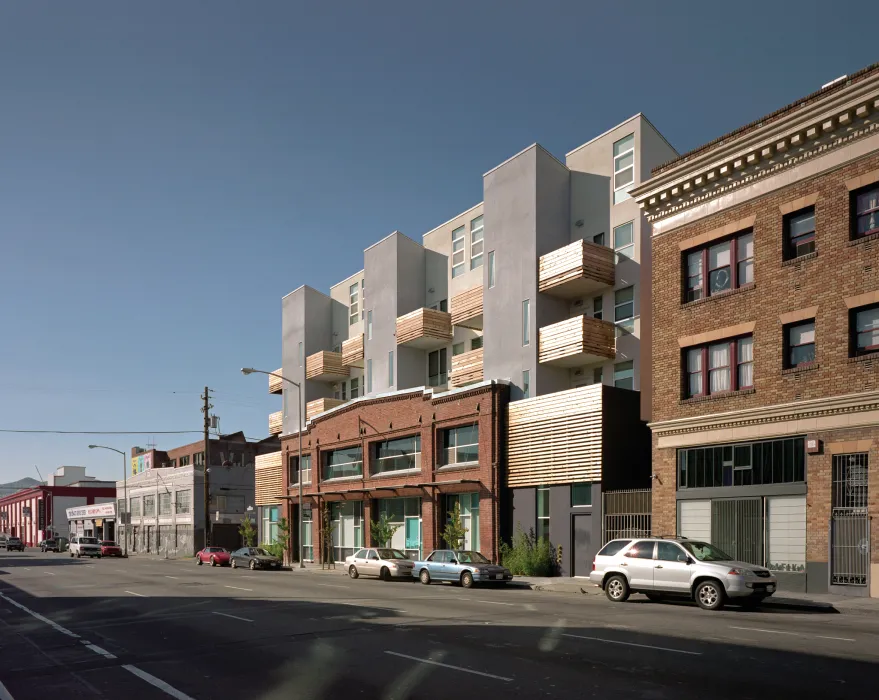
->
xmin=684 ymin=335 xmax=753 ymax=398
xmin=367 ymin=310 xmax=373 ymax=340
xmin=677 ymin=436 xmax=806 ymax=489
xmin=470 ymin=215 xmax=484 ymax=269
xmin=684 ymin=231 xmax=754 ymax=302
xmin=625 ymin=542 xmax=655 ymax=559
xmin=301 ymin=505 xmax=313 ymax=560
xmin=143 ymin=495 xmax=155 ymax=517
xmin=852 ymin=304 xmax=879 ymax=356
xmin=289 ymin=453 xmax=312 ymax=485
xmin=178 ymin=455 xmax=191 ymax=467
xmin=350 ymin=377 xmax=359 ymax=399
xmin=349 ymin=282 xmax=359 ymax=325
xmin=169 ymin=459 xmax=177 ymax=468
xmin=445 ymin=493 xmax=479 ymax=550
xmin=361 ymin=280 xmax=365 ymax=319
xmin=373 ymin=435 xmax=421 ymax=474
xmin=262 ymin=506 xmax=280 ymax=545
xmin=159 ymin=493 xmax=171 ymax=516
xmin=452 ymin=225 xmax=466 ymax=277
xmin=193 ymin=451 xmax=205 ymax=467
xmin=593 ymin=296 xmax=603 ymax=320
xmin=571 ymin=482 xmax=592 ymax=507
xmin=366 ymin=359 xmax=373 ymax=393
xmin=130 ymin=497 xmax=142 ymax=517
xmin=211 ymin=494 xmax=245 ymax=513
xmin=785 ymin=207 xmax=816 ymax=259
xmin=785 ymin=321 xmax=815 ymax=368
xmin=614 ymin=360 xmax=634 ymax=390
xmin=597 ymin=540 xmax=631 ymax=556
xmin=323 ymin=446 xmax=363 ymax=480
xmin=656 ymin=541 xmax=686 ymax=562
xmin=452 ymin=342 xmax=465 ymax=356
xmin=536 ymin=487 xmax=550 ymax=541
xmin=470 ymin=336 xmax=483 ymax=351
xmin=428 ymin=348 xmax=447 ymax=387
xmin=614 ymin=287 xmax=634 ymax=333
xmin=522 ymin=299 xmax=530 ymax=346
xmin=341 ymin=381 xmax=347 ymax=401
xmin=522 ymin=369 xmax=530 ymax=399
xmin=593 ymin=367 xmax=603 ymax=384
xmin=440 ymin=424 xmax=478 ymax=466
xmin=387 ymin=351 xmax=394 ymax=387
xmin=488 ymin=251 xmax=495 ymax=288
xmin=613 ymin=133 xmax=635 ymax=204
xmin=298 ymin=341 xmax=303 ymax=367
xmin=175 ymin=491 xmax=190 ymax=514
xmin=377 ymin=497 xmax=422 ymax=557
xmin=853 ymin=185 xmax=879 ymax=239
xmin=614 ymin=221 xmax=634 ymax=261
xmin=330 ymin=501 xmax=363 ymax=561
xmin=592 ymin=232 xmax=606 ymax=246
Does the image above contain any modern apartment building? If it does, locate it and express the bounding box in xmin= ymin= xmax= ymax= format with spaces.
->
xmin=634 ymin=64 xmax=879 ymax=597
xmin=257 ymin=115 xmax=676 ymax=574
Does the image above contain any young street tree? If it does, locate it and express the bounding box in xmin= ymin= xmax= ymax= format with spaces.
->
xmin=238 ymin=514 xmax=256 ymax=547
xmin=442 ymin=502 xmax=468 ymax=549
xmin=370 ymin=513 xmax=401 ymax=548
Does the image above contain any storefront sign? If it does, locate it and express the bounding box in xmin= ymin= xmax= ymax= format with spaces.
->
xmin=66 ymin=503 xmax=116 ymax=520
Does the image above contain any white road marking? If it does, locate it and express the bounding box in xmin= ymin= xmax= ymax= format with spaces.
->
xmin=0 ymin=679 xmax=15 ymax=700
xmin=816 ymin=635 xmax=856 ymax=642
xmin=122 ymin=665 xmax=196 ymax=700
xmin=0 ymin=592 xmax=79 ymax=638
xmin=85 ymin=644 xmax=116 ymax=659
xmin=225 ymin=586 xmax=253 ymax=592
xmin=385 ymin=651 xmax=513 ymax=681
xmin=730 ymin=626 xmax=797 ymax=636
xmin=212 ymin=611 xmax=253 ymax=623
xmin=125 ymin=591 xmax=146 ymax=597
xmin=164 ymin=576 xmax=179 ymax=579
xmin=44 ymin=572 xmax=56 ymax=576
xmin=115 ymin=569 xmax=126 ymax=573
xmin=562 ymin=633 xmax=702 ymax=656
xmin=476 ymin=600 xmax=516 ymax=606
xmin=315 ymin=584 xmax=347 ymax=589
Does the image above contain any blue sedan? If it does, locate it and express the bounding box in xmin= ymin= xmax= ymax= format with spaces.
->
xmin=412 ymin=549 xmax=513 ymax=588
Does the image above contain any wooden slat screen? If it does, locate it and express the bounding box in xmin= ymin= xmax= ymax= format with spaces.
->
xmin=341 ymin=334 xmax=364 ymax=367
xmin=507 ymin=385 xmax=604 ymax=487
xmin=305 ymin=351 xmax=349 ymax=380
xmin=395 ymin=308 xmax=453 ymax=345
xmin=268 ymin=368 xmax=284 ymax=395
xmin=255 ymin=451 xmax=283 ymax=506
xmin=450 ymin=348 xmax=483 ymax=388
xmin=306 ymin=397 xmax=346 ymax=420
xmin=538 ymin=315 xmax=615 ymax=365
xmin=268 ymin=410 xmax=283 ymax=435
xmin=538 ymin=239 xmax=615 ymax=295
xmin=450 ymin=286 xmax=483 ymax=328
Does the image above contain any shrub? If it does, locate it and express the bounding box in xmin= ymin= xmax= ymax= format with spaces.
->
xmin=264 ymin=542 xmax=284 ymax=560
xmin=499 ymin=526 xmax=555 ymax=577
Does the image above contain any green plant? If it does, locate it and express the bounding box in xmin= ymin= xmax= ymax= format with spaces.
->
xmin=276 ymin=517 xmax=292 ymax=564
xmin=442 ymin=502 xmax=467 ymax=549
xmin=320 ymin=504 xmax=336 ymax=568
xmin=499 ymin=526 xmax=555 ymax=577
xmin=238 ymin=515 xmax=256 ymax=547
xmin=370 ymin=513 xmax=401 ymax=547
xmin=264 ymin=542 xmax=284 ymax=559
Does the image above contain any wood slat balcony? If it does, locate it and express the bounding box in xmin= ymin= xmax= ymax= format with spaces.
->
xmin=341 ymin=334 xmax=364 ymax=368
xmin=305 ymin=350 xmax=349 ymax=382
xmin=538 ymin=239 xmax=615 ymax=299
xmin=268 ymin=368 xmax=284 ymax=395
xmin=396 ymin=308 xmax=453 ymax=350
xmin=538 ymin=315 xmax=616 ymax=368
xmin=268 ymin=411 xmax=283 ymax=435
xmin=306 ymin=397 xmax=346 ymax=420
xmin=450 ymin=286 xmax=483 ymax=330
xmin=450 ymin=348 xmax=483 ymax=388
xmin=255 ymin=451 xmax=283 ymax=505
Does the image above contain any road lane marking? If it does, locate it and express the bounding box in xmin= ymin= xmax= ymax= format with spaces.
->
xmin=0 ymin=592 xmax=79 ymax=638
xmin=84 ymin=644 xmax=116 ymax=659
xmin=122 ymin=665 xmax=196 ymax=700
xmin=817 ymin=635 xmax=856 ymax=642
xmin=476 ymin=600 xmax=516 ymax=606
xmin=562 ymin=634 xmax=702 ymax=656
xmin=115 ymin=569 xmax=126 ymax=573
xmin=730 ymin=626 xmax=797 ymax=636
xmin=316 ymin=584 xmax=347 ymax=589
xmin=0 ymin=679 xmax=15 ymax=700
xmin=125 ymin=591 xmax=146 ymax=597
xmin=385 ymin=651 xmax=512 ymax=681
xmin=225 ymin=586 xmax=253 ymax=592
xmin=164 ymin=576 xmax=179 ymax=579
xmin=212 ymin=611 xmax=254 ymax=623
xmin=44 ymin=572 xmax=56 ymax=576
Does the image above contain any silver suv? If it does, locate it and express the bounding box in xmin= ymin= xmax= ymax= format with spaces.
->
xmin=590 ymin=538 xmax=777 ymax=611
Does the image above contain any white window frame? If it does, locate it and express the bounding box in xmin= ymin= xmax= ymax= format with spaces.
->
xmin=349 ymin=282 xmax=359 ymax=326
xmin=613 ymin=133 xmax=635 ymax=204
xmin=452 ymin=225 xmax=465 ymax=278
xmin=470 ymin=215 xmax=484 ymax=270
xmin=289 ymin=453 xmax=311 ymax=485
xmin=613 ymin=220 xmax=635 ymax=261
xmin=441 ymin=424 xmax=479 ymax=467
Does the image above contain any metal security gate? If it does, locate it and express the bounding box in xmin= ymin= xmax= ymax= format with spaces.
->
xmin=711 ymin=498 xmax=763 ymax=566
xmin=602 ymin=489 xmax=651 ymax=544
xmin=831 ymin=454 xmax=869 ymax=586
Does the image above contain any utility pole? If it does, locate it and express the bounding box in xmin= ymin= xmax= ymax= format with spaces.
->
xmin=201 ymin=387 xmax=213 ymax=548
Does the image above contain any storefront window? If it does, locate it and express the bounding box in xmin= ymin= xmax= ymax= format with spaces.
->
xmin=159 ymin=493 xmax=171 ymax=516
xmin=372 ymin=436 xmax=421 ymax=475
xmin=331 ymin=501 xmax=363 ymax=561
xmin=677 ymin=437 xmax=805 ymax=489
xmin=175 ymin=491 xmax=191 ymax=515
xmin=143 ymin=495 xmax=155 ymax=517
xmin=301 ymin=505 xmax=313 ymax=561
xmin=262 ymin=506 xmax=280 ymax=545
xmin=445 ymin=493 xmax=480 ymax=550
xmin=323 ymin=446 xmax=363 ymax=481
xmin=130 ymin=497 xmax=142 ymax=517
xmin=377 ymin=497 xmax=421 ymax=559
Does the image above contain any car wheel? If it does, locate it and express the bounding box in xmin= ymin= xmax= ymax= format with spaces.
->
xmin=70 ymin=552 xmax=74 ymax=558
xmin=460 ymin=571 xmax=474 ymax=589
xmin=695 ymin=580 xmax=726 ymax=611
xmin=197 ymin=556 xmax=203 ymax=565
xmin=419 ymin=569 xmax=431 ymax=585
xmin=604 ymin=574 xmax=630 ymax=603
xmin=249 ymin=560 xmax=256 ymax=570
xmin=348 ymin=565 xmax=359 ymax=579
xmin=645 ymin=593 xmax=662 ymax=603
xmin=210 ymin=557 xmax=217 ymax=567
xmin=380 ymin=567 xmax=391 ymax=582
xmin=231 ymin=559 xmax=237 ymax=569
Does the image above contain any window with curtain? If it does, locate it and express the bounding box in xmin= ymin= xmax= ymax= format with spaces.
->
xmin=684 ymin=335 xmax=753 ymax=399
xmin=853 ymin=186 xmax=879 ymax=239
xmin=683 ymin=231 xmax=754 ymax=302
xmin=852 ymin=304 xmax=879 ymax=356
xmin=785 ymin=208 xmax=816 ymax=259
xmin=785 ymin=321 xmax=815 ymax=368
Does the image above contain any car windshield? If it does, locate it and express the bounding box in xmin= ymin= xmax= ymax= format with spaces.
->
xmin=456 ymin=551 xmax=490 ymax=564
xmin=101 ymin=541 xmax=116 ymax=546
xmin=80 ymin=537 xmax=99 ymax=545
xmin=377 ymin=549 xmax=409 ymax=560
xmin=254 ymin=548 xmax=270 ymax=556
xmin=681 ymin=541 xmax=734 ymax=562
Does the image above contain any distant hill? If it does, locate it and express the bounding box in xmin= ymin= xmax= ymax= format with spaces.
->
xmin=0 ymin=477 xmax=43 ymax=497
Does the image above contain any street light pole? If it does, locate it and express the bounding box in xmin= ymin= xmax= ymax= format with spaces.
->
xmin=88 ymin=444 xmax=128 ymax=557
xmin=241 ymin=367 xmax=306 ymax=569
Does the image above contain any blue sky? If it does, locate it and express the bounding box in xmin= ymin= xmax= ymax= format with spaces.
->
xmin=0 ymin=1 xmax=874 ymax=483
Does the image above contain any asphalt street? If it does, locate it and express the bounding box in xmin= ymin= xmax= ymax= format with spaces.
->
xmin=1 ymin=551 xmax=877 ymax=699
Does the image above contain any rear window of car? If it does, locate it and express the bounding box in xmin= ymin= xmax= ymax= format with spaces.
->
xmin=597 ymin=540 xmax=631 ymax=557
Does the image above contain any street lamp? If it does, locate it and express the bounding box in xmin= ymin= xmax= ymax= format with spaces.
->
xmin=241 ymin=367 xmax=305 ymax=569
xmin=88 ymin=444 xmax=128 ymax=557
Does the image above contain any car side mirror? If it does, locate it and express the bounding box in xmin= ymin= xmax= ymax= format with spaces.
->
xmin=677 ymin=554 xmax=689 ymax=563
xmin=450 ymin=559 xmax=457 ymax=565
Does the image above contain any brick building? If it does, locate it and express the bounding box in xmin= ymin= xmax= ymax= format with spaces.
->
xmin=633 ymin=65 xmax=879 ymax=596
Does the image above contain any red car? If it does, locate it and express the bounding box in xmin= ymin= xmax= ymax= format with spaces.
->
xmin=196 ymin=547 xmax=231 ymax=567
xmin=100 ymin=541 xmax=123 ymax=557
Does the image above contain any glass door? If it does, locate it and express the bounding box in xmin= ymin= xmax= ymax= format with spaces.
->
xmin=405 ymin=516 xmax=421 ymax=560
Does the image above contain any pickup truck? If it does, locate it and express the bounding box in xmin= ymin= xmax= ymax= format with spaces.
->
xmin=1 ymin=536 xmax=25 ymax=552
xmin=69 ymin=536 xmax=102 ymax=558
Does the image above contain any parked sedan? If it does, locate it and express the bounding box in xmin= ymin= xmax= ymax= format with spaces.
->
xmin=345 ymin=548 xmax=415 ymax=581
xmin=196 ymin=546 xmax=231 ymax=567
xmin=100 ymin=541 xmax=123 ymax=557
xmin=230 ymin=547 xmax=281 ymax=570
xmin=413 ymin=550 xmax=512 ymax=588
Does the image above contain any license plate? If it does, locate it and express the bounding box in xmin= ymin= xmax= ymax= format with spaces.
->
xmin=492 ymin=574 xmax=500 ymax=580
xmin=767 ymin=585 xmax=775 ymax=592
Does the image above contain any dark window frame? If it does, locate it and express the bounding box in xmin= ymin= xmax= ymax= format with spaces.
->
xmin=851 ymin=184 xmax=879 ymax=240
xmin=851 ymin=302 xmax=879 ymax=357
xmin=783 ymin=206 xmax=816 ymax=260
xmin=677 ymin=436 xmax=806 ymax=489
xmin=682 ymin=334 xmax=753 ymax=399
xmin=784 ymin=319 xmax=816 ymax=369
xmin=681 ymin=230 xmax=754 ymax=303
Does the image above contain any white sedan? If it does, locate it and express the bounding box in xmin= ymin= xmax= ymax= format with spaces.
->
xmin=345 ymin=548 xmax=415 ymax=581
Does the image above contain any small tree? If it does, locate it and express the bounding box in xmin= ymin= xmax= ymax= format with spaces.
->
xmin=442 ymin=502 xmax=468 ymax=549
xmin=320 ymin=503 xmax=336 ymax=569
xmin=275 ymin=517 xmax=292 ymax=565
xmin=238 ymin=514 xmax=256 ymax=547
xmin=370 ymin=513 xmax=401 ymax=548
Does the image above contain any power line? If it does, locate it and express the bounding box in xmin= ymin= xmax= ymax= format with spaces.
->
xmin=0 ymin=429 xmax=202 ymax=435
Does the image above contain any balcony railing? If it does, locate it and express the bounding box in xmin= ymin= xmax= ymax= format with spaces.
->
xmin=450 ymin=348 xmax=484 ymax=388
xmin=268 ymin=368 xmax=283 ymax=395
xmin=538 ymin=315 xmax=616 ymax=367
xmin=305 ymin=350 xmax=349 ymax=382
xmin=306 ymin=397 xmax=346 ymax=420
xmin=538 ymin=239 xmax=615 ymax=299
xmin=451 ymin=286 xmax=483 ymax=329
xmin=396 ymin=308 xmax=453 ymax=350
xmin=341 ymin=334 xmax=364 ymax=368
xmin=268 ymin=411 xmax=283 ymax=435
